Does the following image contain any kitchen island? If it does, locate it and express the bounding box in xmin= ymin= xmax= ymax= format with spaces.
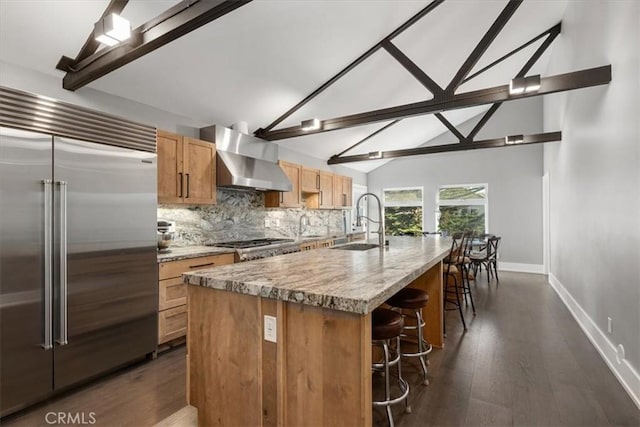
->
xmin=183 ymin=236 xmax=451 ymax=427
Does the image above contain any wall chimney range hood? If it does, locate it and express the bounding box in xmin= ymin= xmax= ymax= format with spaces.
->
xmin=199 ymin=125 xmax=292 ymax=192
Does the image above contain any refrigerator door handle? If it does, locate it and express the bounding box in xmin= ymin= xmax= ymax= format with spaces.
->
xmin=57 ymin=181 xmax=68 ymax=346
xmin=42 ymin=179 xmax=53 ymax=350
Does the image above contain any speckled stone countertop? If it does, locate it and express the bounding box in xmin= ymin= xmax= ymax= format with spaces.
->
xmin=157 ymin=246 xmax=236 ymax=263
xmin=183 ymin=236 xmax=451 ymax=314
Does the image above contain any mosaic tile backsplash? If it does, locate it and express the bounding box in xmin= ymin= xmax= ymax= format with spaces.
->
xmin=158 ymin=188 xmax=348 ymax=246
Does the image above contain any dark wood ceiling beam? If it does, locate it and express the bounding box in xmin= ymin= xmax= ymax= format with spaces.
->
xmin=327 ymin=131 xmax=561 ymax=164
xmin=465 ymin=24 xmax=562 ymax=141
xmin=256 ymin=0 xmax=445 ymax=134
xmin=260 ymin=65 xmax=611 ymax=141
xmin=56 ymin=0 xmax=129 ymax=72
xmin=461 ymin=23 xmax=561 ymax=85
xmin=381 ymin=40 xmax=444 ymax=97
xmin=60 ymin=0 xmax=251 ymax=91
xmin=334 ymin=120 xmax=402 ymax=157
xmin=445 ymin=0 xmax=522 ymax=94
xmin=434 ymin=113 xmax=467 ymax=142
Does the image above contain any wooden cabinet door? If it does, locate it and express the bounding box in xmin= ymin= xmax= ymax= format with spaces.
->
xmin=264 ymin=161 xmax=302 ymax=208
xmin=183 ymin=137 xmax=216 ymax=205
xmin=301 ymin=167 xmax=320 ymax=193
xmin=157 ymin=130 xmax=183 ymax=204
xmin=280 ymin=161 xmax=302 ymax=207
xmin=342 ymin=176 xmax=353 ymax=207
xmin=319 ymin=171 xmax=334 ymax=209
xmin=333 ymin=175 xmax=343 ymax=207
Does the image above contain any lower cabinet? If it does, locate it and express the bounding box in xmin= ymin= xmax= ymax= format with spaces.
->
xmin=158 ymin=253 xmax=234 ymax=345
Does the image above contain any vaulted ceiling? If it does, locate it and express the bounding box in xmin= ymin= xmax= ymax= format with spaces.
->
xmin=0 ymin=0 xmax=570 ymax=172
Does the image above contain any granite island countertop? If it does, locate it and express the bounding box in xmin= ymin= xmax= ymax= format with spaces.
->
xmin=157 ymin=245 xmax=236 ymax=263
xmin=183 ymin=236 xmax=451 ymax=314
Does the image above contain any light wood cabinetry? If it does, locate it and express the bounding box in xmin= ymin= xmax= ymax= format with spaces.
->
xmin=158 ymin=253 xmax=234 ymax=345
xmin=299 ymin=241 xmax=318 ymax=251
xmin=334 ymin=175 xmax=353 ymax=208
xmin=265 ymin=160 xmax=352 ymax=210
xmin=318 ymin=171 xmax=334 ymax=209
xmin=157 ymin=130 xmax=216 ymax=205
xmin=301 ymin=167 xmax=320 ymax=193
xmin=265 ymin=160 xmax=302 ymax=208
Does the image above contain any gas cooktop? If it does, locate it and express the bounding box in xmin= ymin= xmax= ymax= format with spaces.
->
xmin=209 ymin=238 xmax=295 ymax=249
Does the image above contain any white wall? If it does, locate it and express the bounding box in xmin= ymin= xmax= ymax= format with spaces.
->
xmin=0 ymin=60 xmax=365 ymax=183
xmin=543 ymin=0 xmax=640 ymax=404
xmin=367 ymin=98 xmax=544 ymax=267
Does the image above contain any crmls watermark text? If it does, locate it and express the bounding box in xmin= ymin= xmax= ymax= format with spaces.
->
xmin=45 ymin=412 xmax=97 ymax=425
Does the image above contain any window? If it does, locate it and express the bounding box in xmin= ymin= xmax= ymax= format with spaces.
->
xmin=437 ymin=184 xmax=488 ymax=235
xmin=383 ymin=187 xmax=423 ymax=236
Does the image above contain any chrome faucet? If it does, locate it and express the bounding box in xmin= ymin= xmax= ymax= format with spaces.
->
xmin=355 ymin=193 xmax=385 ymax=246
xmin=298 ymin=213 xmax=310 ymax=238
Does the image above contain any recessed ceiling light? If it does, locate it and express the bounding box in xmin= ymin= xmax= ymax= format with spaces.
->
xmin=94 ymin=13 xmax=131 ymax=46
xmin=301 ymin=118 xmax=321 ymax=131
xmin=505 ymin=135 xmax=524 ymax=145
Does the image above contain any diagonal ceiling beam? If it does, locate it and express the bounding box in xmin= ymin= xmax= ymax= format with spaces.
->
xmin=335 ymin=120 xmax=402 ymax=157
xmin=256 ymin=0 xmax=445 ymax=134
xmin=461 ymin=23 xmax=560 ymax=85
xmin=56 ymin=0 xmax=129 ymax=72
xmin=381 ymin=40 xmax=444 ymax=97
xmin=445 ymin=0 xmax=522 ymax=94
xmin=328 ymin=131 xmax=561 ymax=164
xmin=60 ymin=0 xmax=252 ymax=91
xmin=465 ymin=23 xmax=561 ymax=141
xmin=434 ymin=113 xmax=467 ymax=142
xmin=258 ymin=65 xmax=611 ymax=141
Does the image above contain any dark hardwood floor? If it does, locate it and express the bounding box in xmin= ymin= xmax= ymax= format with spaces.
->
xmin=3 ymin=272 xmax=638 ymax=426
xmin=375 ymin=271 xmax=640 ymax=427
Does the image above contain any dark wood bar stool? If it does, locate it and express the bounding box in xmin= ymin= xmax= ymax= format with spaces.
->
xmin=385 ymin=288 xmax=432 ymax=386
xmin=372 ymin=308 xmax=410 ymax=427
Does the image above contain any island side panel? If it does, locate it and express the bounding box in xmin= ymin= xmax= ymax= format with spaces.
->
xmin=283 ymin=302 xmax=372 ymax=427
xmin=407 ymin=261 xmax=444 ymax=348
xmin=188 ymin=286 xmax=263 ymax=427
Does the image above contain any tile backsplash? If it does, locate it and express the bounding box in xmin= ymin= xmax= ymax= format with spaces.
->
xmin=158 ymin=188 xmax=348 ymax=246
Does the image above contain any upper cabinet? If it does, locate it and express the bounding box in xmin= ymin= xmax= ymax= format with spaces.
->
xmin=265 ymin=160 xmax=302 ymax=208
xmin=334 ymin=175 xmax=353 ymax=208
xmin=157 ymin=130 xmax=216 ymax=205
xmin=300 ymin=167 xmax=320 ymax=193
xmin=265 ymin=160 xmax=352 ymax=210
xmin=318 ymin=171 xmax=335 ymax=209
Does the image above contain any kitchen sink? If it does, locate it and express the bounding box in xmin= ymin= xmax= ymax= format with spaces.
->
xmin=331 ymin=243 xmax=379 ymax=251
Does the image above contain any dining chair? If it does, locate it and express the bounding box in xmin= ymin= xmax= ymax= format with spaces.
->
xmin=470 ymin=236 xmax=501 ymax=282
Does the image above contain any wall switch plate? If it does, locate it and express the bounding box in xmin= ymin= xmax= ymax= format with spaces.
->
xmin=607 ymin=317 xmax=613 ymax=334
xmin=264 ymin=315 xmax=277 ymax=343
xmin=264 ymin=219 xmax=270 ymax=227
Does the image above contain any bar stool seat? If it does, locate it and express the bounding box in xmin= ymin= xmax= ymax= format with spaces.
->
xmin=386 ymin=287 xmax=429 ymax=309
xmin=385 ymin=288 xmax=432 ymax=386
xmin=371 ymin=308 xmax=410 ymax=426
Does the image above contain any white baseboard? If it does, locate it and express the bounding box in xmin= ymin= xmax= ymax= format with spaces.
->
xmin=498 ymin=262 xmax=544 ymax=274
xmin=548 ymin=273 xmax=640 ymax=410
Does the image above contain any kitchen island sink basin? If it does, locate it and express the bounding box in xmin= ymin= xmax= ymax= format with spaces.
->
xmin=331 ymin=243 xmax=379 ymax=251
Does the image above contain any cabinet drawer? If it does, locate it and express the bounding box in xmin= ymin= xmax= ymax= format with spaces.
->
xmin=159 ymin=253 xmax=234 ymax=280
xmin=158 ymin=305 xmax=187 ymax=344
xmin=159 ymin=277 xmax=187 ymax=310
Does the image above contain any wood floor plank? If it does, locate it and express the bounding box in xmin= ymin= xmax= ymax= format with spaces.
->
xmin=3 ymin=272 xmax=639 ymax=427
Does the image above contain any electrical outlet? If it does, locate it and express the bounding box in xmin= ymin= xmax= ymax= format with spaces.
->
xmin=275 ymin=219 xmax=280 ymax=226
xmin=264 ymin=219 xmax=270 ymax=227
xmin=264 ymin=315 xmax=277 ymax=343
xmin=607 ymin=317 xmax=613 ymax=334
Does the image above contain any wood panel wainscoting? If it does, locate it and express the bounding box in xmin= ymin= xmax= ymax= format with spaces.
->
xmin=187 ymin=261 xmax=444 ymax=427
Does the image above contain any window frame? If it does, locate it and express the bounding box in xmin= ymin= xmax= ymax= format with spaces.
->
xmin=435 ymin=183 xmax=489 ymax=233
xmin=382 ymin=186 xmax=424 ymax=235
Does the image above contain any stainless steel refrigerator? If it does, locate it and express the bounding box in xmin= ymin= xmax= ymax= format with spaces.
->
xmin=0 ymin=102 xmax=158 ymax=416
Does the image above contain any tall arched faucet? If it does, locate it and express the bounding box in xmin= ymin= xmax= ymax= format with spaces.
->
xmin=355 ymin=193 xmax=385 ymax=246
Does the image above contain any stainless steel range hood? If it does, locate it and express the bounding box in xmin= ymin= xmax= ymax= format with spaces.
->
xmin=199 ymin=125 xmax=292 ymax=192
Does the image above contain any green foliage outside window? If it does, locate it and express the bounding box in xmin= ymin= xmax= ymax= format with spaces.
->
xmin=385 ymin=206 xmax=423 ymax=236
xmin=438 ymin=205 xmax=485 ymax=235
